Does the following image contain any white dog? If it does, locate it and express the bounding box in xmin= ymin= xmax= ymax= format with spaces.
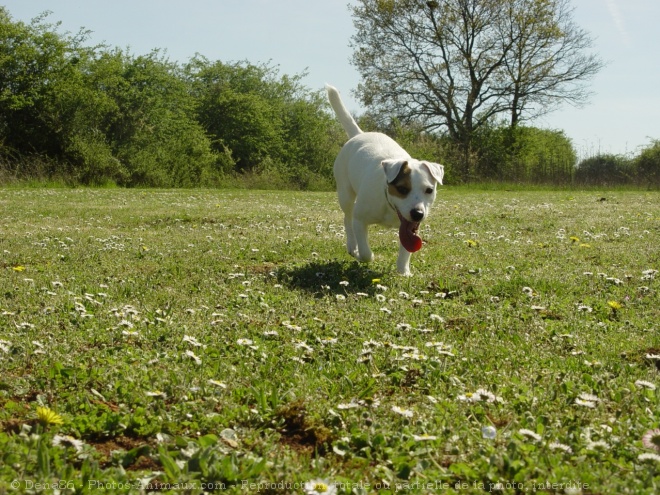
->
xmin=326 ymin=85 xmax=444 ymax=276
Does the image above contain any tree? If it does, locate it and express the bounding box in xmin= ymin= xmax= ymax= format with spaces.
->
xmin=500 ymin=0 xmax=603 ymax=128
xmin=350 ymin=0 xmax=602 ymax=179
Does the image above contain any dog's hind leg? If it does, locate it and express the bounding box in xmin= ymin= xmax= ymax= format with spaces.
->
xmin=353 ymin=218 xmax=374 ymax=263
xmin=337 ymin=187 xmax=359 ymax=258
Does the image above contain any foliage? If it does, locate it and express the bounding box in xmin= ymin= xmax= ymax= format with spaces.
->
xmin=1 ymin=6 xmax=658 ymax=187
xmin=0 ymin=188 xmax=659 ymax=492
xmin=474 ymin=125 xmax=577 ymax=183
xmin=575 ymin=154 xmax=635 ymax=187
xmin=635 ymin=140 xmax=660 ymax=187
xmin=0 ymin=8 xmax=343 ymax=188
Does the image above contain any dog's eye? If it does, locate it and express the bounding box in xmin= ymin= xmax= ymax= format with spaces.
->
xmin=425 ymin=187 xmax=435 ymax=194
xmin=396 ymin=186 xmax=410 ymax=195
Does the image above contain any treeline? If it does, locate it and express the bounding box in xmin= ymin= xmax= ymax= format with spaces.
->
xmin=0 ymin=8 xmax=343 ymax=188
xmin=1 ymin=8 xmax=658 ymax=188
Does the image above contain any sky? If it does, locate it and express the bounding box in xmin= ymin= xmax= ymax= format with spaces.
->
xmin=3 ymin=0 xmax=659 ymax=159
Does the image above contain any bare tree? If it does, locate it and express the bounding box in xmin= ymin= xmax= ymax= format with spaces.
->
xmin=350 ymin=0 xmax=603 ymax=178
xmin=499 ymin=0 xmax=603 ymax=128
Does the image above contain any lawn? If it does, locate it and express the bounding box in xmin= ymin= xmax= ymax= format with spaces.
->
xmin=0 ymin=187 xmax=658 ymax=494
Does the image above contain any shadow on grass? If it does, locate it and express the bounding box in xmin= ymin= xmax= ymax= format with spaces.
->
xmin=277 ymin=259 xmax=385 ymax=296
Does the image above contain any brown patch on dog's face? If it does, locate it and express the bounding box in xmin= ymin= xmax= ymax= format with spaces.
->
xmin=387 ymin=161 xmax=412 ymax=198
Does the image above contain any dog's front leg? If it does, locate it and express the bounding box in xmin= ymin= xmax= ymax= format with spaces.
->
xmin=396 ymin=244 xmax=412 ymax=276
xmin=343 ymin=214 xmax=360 ymax=258
xmin=352 ymin=219 xmax=374 ymax=262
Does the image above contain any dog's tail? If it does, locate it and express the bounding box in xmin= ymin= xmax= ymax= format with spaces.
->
xmin=326 ymin=84 xmax=362 ymax=139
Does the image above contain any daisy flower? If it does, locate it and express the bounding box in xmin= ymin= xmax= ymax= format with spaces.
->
xmin=548 ymin=442 xmax=573 ymax=454
xmin=52 ymin=434 xmax=84 ymax=453
xmin=391 ymin=405 xmax=414 ymax=418
xmin=304 ymin=479 xmax=336 ymax=495
xmin=635 ymin=380 xmax=656 ymax=390
xmin=642 ymin=429 xmax=660 ymax=452
xmin=575 ymin=398 xmax=597 ymax=408
xmin=412 ymin=434 xmax=438 ymax=442
xmin=518 ymin=429 xmax=542 ymax=442
xmin=183 ymin=335 xmax=203 ymax=347
xmin=638 ymin=453 xmax=660 ymax=462
xmin=586 ymin=440 xmax=610 ymax=450
xmin=578 ymin=392 xmax=600 ymax=403
xmin=145 ymin=391 xmax=167 ymax=399
xmin=185 ymin=350 xmax=202 ymax=365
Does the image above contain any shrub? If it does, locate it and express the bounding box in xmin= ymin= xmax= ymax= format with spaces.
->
xmin=635 ymin=140 xmax=660 ymax=187
xmin=575 ymin=154 xmax=635 ymax=186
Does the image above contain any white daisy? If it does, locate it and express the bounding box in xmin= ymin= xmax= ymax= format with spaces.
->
xmin=52 ymin=434 xmax=85 ymax=453
xmin=185 ymin=350 xmax=202 ymax=365
xmin=412 ymin=434 xmax=437 ymax=442
xmin=635 ymin=380 xmax=656 ymax=390
xmin=183 ymin=335 xmax=203 ymax=347
xmin=145 ymin=390 xmax=167 ymax=399
xmin=304 ymin=479 xmax=336 ymax=495
xmin=548 ymin=442 xmax=573 ymax=454
xmin=391 ymin=405 xmax=414 ymax=418
xmin=638 ymin=453 xmax=660 ymax=462
xmin=586 ymin=440 xmax=610 ymax=450
xmin=578 ymin=392 xmax=600 ymax=403
xmin=642 ymin=429 xmax=660 ymax=452
xmin=575 ymin=398 xmax=597 ymax=408
xmin=518 ymin=429 xmax=542 ymax=442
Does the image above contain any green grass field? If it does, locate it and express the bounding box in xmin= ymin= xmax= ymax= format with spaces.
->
xmin=0 ymin=188 xmax=658 ymax=494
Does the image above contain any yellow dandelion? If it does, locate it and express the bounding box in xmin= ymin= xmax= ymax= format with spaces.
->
xmin=607 ymin=301 xmax=622 ymax=310
xmin=579 ymin=243 xmax=591 ymax=248
xmin=36 ymin=406 xmax=64 ymax=426
xmin=465 ymin=239 xmax=478 ymax=247
xmin=570 ymin=236 xmax=580 ymax=243
xmin=371 ymin=278 xmax=381 ymax=284
xmin=12 ymin=265 xmax=26 ymax=272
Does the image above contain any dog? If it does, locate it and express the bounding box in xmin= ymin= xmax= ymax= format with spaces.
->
xmin=326 ymin=85 xmax=444 ymax=276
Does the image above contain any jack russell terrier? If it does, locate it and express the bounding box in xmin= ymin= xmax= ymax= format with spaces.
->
xmin=326 ymin=85 xmax=444 ymax=275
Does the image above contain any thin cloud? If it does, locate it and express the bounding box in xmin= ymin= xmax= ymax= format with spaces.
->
xmin=605 ymin=0 xmax=632 ymax=47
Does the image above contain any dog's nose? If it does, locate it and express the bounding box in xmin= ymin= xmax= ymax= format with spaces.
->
xmin=410 ymin=208 xmax=424 ymax=222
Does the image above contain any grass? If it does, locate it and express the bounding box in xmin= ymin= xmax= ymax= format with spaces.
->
xmin=0 ymin=187 xmax=658 ymax=494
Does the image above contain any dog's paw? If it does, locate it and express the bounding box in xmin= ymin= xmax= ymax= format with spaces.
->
xmin=357 ymin=251 xmax=374 ymax=263
xmin=398 ymin=269 xmax=413 ymax=277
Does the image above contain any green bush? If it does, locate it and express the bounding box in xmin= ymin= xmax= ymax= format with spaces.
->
xmin=635 ymin=140 xmax=660 ymax=187
xmin=575 ymin=154 xmax=635 ymax=186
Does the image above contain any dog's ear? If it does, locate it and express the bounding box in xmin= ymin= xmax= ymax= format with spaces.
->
xmin=382 ymin=159 xmax=408 ymax=183
xmin=422 ymin=161 xmax=444 ymax=185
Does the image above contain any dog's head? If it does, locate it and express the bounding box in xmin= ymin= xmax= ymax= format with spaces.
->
xmin=382 ymin=158 xmax=444 ymax=252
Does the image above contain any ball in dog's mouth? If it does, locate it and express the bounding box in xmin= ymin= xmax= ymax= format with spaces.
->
xmin=397 ymin=210 xmax=423 ymax=253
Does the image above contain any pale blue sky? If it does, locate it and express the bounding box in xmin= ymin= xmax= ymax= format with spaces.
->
xmin=4 ymin=0 xmax=659 ymax=159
